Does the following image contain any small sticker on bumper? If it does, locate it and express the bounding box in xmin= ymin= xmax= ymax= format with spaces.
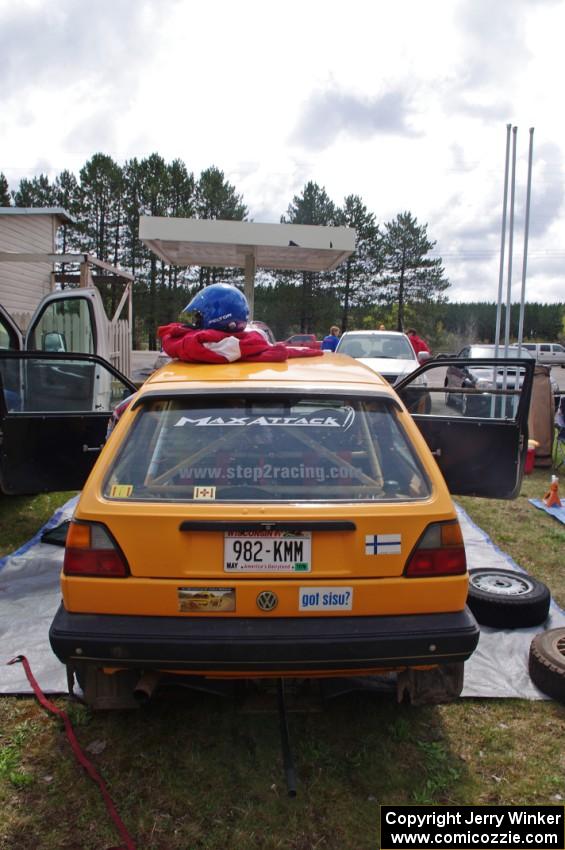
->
xmin=193 ymin=486 xmax=216 ymax=500
xmin=365 ymin=533 xmax=401 ymax=555
xmin=178 ymin=587 xmax=235 ymax=612
xmin=299 ymin=587 xmax=353 ymax=611
xmin=110 ymin=484 xmax=133 ymax=498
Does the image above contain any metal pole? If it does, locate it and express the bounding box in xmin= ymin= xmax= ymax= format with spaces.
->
xmin=504 ymin=127 xmax=518 ymax=354
xmin=494 ymin=124 xmax=512 ymax=354
xmin=501 ymin=127 xmax=518 ymax=418
xmin=517 ymin=128 xmax=534 ymax=353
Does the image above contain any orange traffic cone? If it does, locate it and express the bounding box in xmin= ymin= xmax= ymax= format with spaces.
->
xmin=543 ymin=475 xmax=562 ymax=508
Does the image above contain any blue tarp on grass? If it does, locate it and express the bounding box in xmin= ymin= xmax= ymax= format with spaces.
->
xmin=1 ymin=496 xmax=564 ymax=697
xmin=529 ymin=498 xmax=565 ymax=525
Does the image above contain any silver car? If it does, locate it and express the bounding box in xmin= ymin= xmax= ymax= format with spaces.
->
xmin=336 ymin=330 xmax=428 ymax=384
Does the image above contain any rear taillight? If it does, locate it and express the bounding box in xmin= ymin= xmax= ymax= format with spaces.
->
xmin=405 ymin=521 xmax=466 ymax=577
xmin=63 ymin=521 xmax=129 ymax=577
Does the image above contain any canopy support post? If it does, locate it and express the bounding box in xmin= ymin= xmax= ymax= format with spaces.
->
xmin=244 ymin=252 xmax=256 ymax=320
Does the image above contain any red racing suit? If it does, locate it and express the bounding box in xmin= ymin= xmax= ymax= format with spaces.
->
xmin=157 ymin=324 xmax=324 ymax=364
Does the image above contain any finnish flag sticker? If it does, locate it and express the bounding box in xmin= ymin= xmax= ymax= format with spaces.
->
xmin=365 ymin=534 xmax=401 ymax=555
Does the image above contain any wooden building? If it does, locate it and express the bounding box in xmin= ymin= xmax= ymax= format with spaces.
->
xmin=0 ymin=208 xmax=75 ymax=330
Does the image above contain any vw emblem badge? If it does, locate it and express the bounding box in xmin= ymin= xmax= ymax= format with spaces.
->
xmin=256 ymin=590 xmax=278 ymax=612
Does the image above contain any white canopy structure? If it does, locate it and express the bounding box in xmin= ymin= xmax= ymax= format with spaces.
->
xmin=139 ymin=216 xmax=356 ymax=317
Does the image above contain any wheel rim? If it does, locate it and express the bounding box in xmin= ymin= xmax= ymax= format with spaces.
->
xmin=550 ymin=632 xmax=565 ymax=660
xmin=470 ymin=572 xmax=535 ymax=596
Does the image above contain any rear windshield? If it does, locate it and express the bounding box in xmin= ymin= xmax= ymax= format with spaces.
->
xmin=103 ymin=395 xmax=431 ymax=502
xmin=471 ymin=346 xmax=533 ymax=359
xmin=339 ymin=334 xmax=414 ymax=360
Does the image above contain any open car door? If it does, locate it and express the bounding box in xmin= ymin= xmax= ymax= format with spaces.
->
xmin=0 ymin=305 xmax=23 ymax=352
xmin=0 ymin=351 xmax=136 ymax=495
xmin=23 ymin=288 xmax=106 ymax=358
xmin=394 ymin=357 xmax=535 ymax=499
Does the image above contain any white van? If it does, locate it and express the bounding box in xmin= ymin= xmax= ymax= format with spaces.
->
xmin=522 ymin=342 xmax=565 ymax=368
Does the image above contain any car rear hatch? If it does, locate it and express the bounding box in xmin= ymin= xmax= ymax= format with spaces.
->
xmin=63 ymin=389 xmax=467 ymax=617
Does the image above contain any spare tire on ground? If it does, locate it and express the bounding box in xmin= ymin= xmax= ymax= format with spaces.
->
xmin=529 ymin=628 xmax=565 ymax=703
xmin=467 ymin=568 xmax=551 ymax=629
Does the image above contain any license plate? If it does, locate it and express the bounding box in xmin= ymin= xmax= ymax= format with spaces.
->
xmin=224 ymin=531 xmax=311 ymax=572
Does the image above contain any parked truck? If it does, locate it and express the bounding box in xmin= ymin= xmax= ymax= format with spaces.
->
xmin=0 ymin=289 xmax=136 ymax=495
xmin=0 ymin=208 xmax=138 ymax=495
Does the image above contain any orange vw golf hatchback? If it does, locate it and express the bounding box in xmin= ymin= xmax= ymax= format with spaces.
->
xmin=49 ymin=353 xmax=534 ymax=708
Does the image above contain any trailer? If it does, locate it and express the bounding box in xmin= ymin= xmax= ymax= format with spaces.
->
xmin=0 ymin=247 xmax=133 ymax=380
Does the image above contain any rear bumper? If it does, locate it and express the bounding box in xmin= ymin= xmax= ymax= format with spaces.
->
xmin=49 ymin=605 xmax=479 ymax=674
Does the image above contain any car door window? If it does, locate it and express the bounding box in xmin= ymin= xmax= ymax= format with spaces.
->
xmin=394 ymin=357 xmax=535 ymax=499
xmin=0 ymin=352 xmax=136 ymax=495
xmin=0 ymin=354 xmax=131 ymax=414
xmin=417 ymin=358 xmax=532 ymax=421
xmin=27 ymin=297 xmax=95 ymax=354
xmin=0 ymin=312 xmax=21 ymax=351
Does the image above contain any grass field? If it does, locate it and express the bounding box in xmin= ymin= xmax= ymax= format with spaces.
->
xmin=0 ymin=469 xmax=564 ymax=850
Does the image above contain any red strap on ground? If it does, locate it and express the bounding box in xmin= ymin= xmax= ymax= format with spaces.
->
xmin=6 ymin=655 xmax=137 ymax=850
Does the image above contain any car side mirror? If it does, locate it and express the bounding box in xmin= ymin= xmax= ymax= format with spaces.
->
xmin=417 ymin=351 xmax=431 ymax=364
xmin=43 ymin=331 xmax=67 ymax=352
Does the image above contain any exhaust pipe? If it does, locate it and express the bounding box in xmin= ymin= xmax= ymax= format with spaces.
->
xmin=133 ymin=671 xmax=161 ymax=704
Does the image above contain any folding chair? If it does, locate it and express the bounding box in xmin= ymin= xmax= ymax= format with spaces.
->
xmin=553 ymin=397 xmax=565 ymax=472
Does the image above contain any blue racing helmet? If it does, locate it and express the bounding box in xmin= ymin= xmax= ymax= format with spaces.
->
xmin=180 ymin=283 xmax=249 ymax=332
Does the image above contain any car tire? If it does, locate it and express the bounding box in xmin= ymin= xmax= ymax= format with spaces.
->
xmin=529 ymin=628 xmax=565 ymax=703
xmin=467 ymin=568 xmax=551 ymax=629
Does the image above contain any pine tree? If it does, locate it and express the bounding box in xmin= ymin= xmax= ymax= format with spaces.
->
xmin=165 ymin=159 xmax=196 ymax=311
xmin=335 ymin=195 xmax=382 ymax=331
xmin=380 ymin=212 xmax=449 ymax=331
xmin=196 ymin=166 xmax=247 ymax=220
xmin=0 ymin=173 xmax=11 ymax=206
xmin=195 ymin=166 xmax=247 ymax=287
xmin=282 ymin=181 xmax=336 ymax=332
xmin=168 ymin=159 xmax=195 ymax=218
xmin=13 ymin=174 xmax=54 ymax=206
xmin=122 ymin=155 xmax=194 ymax=346
xmin=79 ymin=154 xmax=123 ymax=263
xmin=122 ymin=158 xmax=149 ymax=348
xmin=138 ymin=154 xmax=172 ymax=347
xmin=122 ymin=157 xmax=146 ymax=279
xmin=52 ymin=170 xmax=80 ymax=252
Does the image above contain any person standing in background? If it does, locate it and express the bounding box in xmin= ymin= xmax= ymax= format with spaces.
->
xmin=407 ymin=328 xmax=430 ymax=356
xmin=321 ymin=325 xmax=340 ymax=351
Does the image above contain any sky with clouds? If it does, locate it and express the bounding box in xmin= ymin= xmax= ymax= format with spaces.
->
xmin=2 ymin=0 xmax=564 ymax=303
